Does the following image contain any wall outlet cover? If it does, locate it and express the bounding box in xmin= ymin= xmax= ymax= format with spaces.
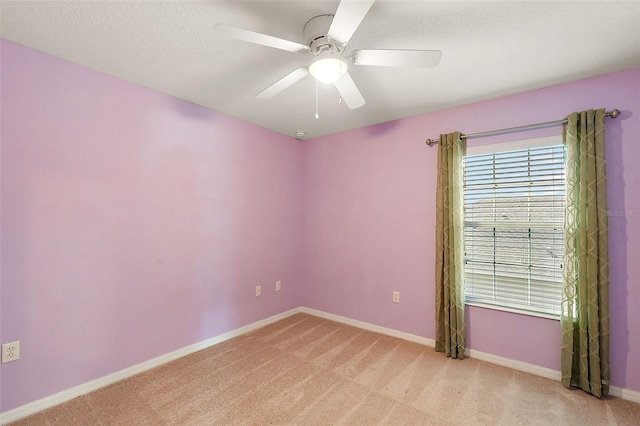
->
xmin=2 ymin=341 xmax=21 ymax=363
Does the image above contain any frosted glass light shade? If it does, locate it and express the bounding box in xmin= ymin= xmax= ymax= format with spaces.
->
xmin=309 ymin=57 xmax=348 ymax=84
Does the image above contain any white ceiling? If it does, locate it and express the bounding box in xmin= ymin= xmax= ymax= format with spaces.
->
xmin=2 ymin=1 xmax=639 ymax=139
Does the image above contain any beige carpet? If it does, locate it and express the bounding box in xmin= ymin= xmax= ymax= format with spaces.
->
xmin=10 ymin=313 xmax=640 ymax=425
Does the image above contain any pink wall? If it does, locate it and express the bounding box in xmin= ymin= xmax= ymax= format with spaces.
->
xmin=301 ymin=68 xmax=640 ymax=393
xmin=0 ymin=40 xmax=303 ymax=412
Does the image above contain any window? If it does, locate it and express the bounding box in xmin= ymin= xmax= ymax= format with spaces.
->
xmin=463 ymin=137 xmax=565 ymax=318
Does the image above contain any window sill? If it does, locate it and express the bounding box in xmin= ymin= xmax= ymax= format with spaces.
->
xmin=465 ymin=301 xmax=560 ymax=321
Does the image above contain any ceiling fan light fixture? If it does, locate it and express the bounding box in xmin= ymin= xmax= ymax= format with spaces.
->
xmin=309 ymin=57 xmax=348 ymax=84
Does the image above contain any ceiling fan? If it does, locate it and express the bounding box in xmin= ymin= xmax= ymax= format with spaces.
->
xmin=214 ymin=0 xmax=441 ymax=110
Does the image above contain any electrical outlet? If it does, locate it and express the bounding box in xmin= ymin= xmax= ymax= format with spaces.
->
xmin=276 ymin=280 xmax=281 ymax=292
xmin=255 ymin=285 xmax=261 ymax=297
xmin=2 ymin=341 xmax=20 ymax=363
xmin=392 ymin=291 xmax=400 ymax=304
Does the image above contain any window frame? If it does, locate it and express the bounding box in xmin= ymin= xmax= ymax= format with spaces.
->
xmin=463 ymin=136 xmax=565 ymax=320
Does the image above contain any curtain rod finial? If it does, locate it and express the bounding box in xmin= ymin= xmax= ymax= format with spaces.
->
xmin=608 ymin=109 xmax=620 ymax=118
xmin=426 ymin=138 xmax=438 ymax=146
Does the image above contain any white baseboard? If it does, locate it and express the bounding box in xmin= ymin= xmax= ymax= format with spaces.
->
xmin=465 ymin=347 xmax=639 ymax=403
xmin=0 ymin=307 xmax=302 ymax=425
xmin=300 ymin=307 xmax=640 ymax=404
xmin=609 ymin=385 xmax=640 ymax=403
xmin=299 ymin=307 xmax=436 ymax=347
xmin=2 ymin=305 xmax=638 ymax=424
xmin=463 ymin=348 xmax=640 ymax=402
xmin=464 ymin=347 xmax=562 ymax=381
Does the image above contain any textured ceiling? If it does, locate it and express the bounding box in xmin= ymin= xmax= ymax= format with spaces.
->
xmin=2 ymin=1 xmax=639 ymax=139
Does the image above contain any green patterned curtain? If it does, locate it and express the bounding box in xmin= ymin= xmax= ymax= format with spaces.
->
xmin=435 ymin=132 xmax=466 ymax=359
xmin=561 ymin=109 xmax=610 ymax=397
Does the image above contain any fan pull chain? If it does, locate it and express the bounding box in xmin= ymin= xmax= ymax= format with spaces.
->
xmin=315 ymin=80 xmax=319 ymax=119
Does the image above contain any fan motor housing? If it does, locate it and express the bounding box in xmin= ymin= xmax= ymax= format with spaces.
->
xmin=303 ymin=14 xmax=340 ymax=55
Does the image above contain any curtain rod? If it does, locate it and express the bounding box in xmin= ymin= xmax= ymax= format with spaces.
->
xmin=425 ymin=109 xmax=620 ymax=146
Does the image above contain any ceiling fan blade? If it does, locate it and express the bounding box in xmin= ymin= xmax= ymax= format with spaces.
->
xmin=214 ymin=23 xmax=308 ymax=53
xmin=256 ymin=67 xmax=309 ymax=99
xmin=334 ymin=72 xmax=365 ymax=109
xmin=327 ymin=0 xmax=375 ymax=45
xmin=352 ymin=49 xmax=442 ymax=68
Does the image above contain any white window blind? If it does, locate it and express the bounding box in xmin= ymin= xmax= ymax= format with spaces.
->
xmin=463 ymin=139 xmax=565 ymax=318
